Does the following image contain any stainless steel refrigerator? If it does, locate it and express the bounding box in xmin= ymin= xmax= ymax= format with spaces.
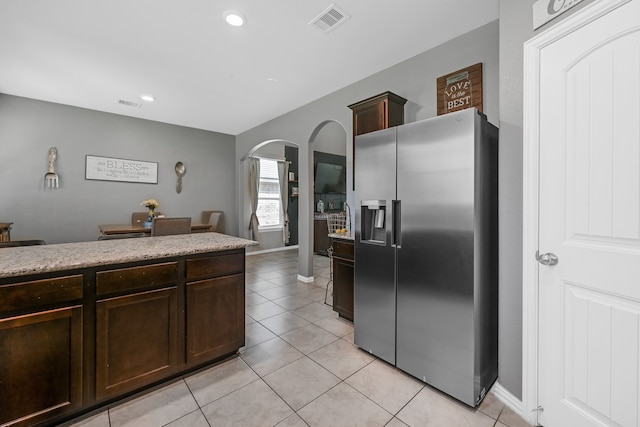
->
xmin=354 ymin=108 xmax=498 ymax=407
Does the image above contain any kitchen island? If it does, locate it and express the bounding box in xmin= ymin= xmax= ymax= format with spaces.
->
xmin=0 ymin=233 xmax=256 ymax=427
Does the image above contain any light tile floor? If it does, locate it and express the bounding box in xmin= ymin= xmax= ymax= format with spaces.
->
xmin=63 ymin=249 xmax=531 ymax=427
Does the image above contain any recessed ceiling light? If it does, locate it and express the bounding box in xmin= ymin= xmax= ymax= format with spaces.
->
xmin=140 ymin=94 xmax=155 ymax=102
xmin=223 ymin=10 xmax=245 ymax=26
xmin=267 ymin=77 xmax=278 ymax=83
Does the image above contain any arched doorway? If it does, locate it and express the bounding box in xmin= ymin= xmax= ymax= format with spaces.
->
xmin=241 ymin=139 xmax=299 ymax=253
xmin=308 ymin=120 xmax=348 ymax=284
xmin=238 ymin=119 xmax=347 ymax=282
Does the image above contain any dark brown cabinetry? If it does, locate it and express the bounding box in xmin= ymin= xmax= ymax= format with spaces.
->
xmin=96 ymin=289 xmax=179 ymax=400
xmin=348 ymin=91 xmax=407 ymax=189
xmin=185 ymin=253 xmax=245 ymax=365
xmin=95 ymin=262 xmax=180 ymax=400
xmin=314 ymin=218 xmax=331 ymax=256
xmin=331 ymin=238 xmax=354 ymax=321
xmin=0 ymin=248 xmax=246 ymax=427
xmin=349 ymin=91 xmax=407 ymax=136
xmin=0 ymin=275 xmax=83 ymax=427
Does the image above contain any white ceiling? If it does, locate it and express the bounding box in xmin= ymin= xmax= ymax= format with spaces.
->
xmin=0 ymin=1 xmax=498 ymax=135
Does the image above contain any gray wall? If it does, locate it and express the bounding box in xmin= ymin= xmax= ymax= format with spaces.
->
xmin=237 ymin=20 xmax=499 ymax=278
xmin=0 ymin=94 xmax=237 ymax=244
xmin=314 ymin=121 xmax=347 ymax=156
xmin=498 ymin=0 xmax=595 ymax=400
xmin=235 ymin=16 xmax=501 ymax=376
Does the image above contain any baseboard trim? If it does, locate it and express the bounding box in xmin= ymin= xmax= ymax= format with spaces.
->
xmin=492 ymin=382 xmax=523 ymax=417
xmin=247 ymin=245 xmax=298 ymax=256
xmin=297 ymin=274 xmax=314 ymax=283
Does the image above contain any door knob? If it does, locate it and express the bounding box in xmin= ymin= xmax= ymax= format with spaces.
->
xmin=536 ymin=250 xmax=558 ymax=266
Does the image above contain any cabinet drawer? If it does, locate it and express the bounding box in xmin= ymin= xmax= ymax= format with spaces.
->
xmin=186 ymin=253 xmax=244 ymax=280
xmin=96 ymin=262 xmax=177 ymax=296
xmin=332 ymin=240 xmax=354 ymax=260
xmin=0 ymin=275 xmax=83 ymax=312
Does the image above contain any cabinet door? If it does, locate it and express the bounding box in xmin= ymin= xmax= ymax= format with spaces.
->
xmin=186 ymin=274 xmax=244 ymax=365
xmin=314 ymin=219 xmax=331 ymax=255
xmin=96 ymin=287 xmax=178 ymax=400
xmin=332 ymin=257 xmax=354 ymax=321
xmin=354 ymin=101 xmax=387 ymax=135
xmin=349 ymin=92 xmax=407 ymax=189
xmin=0 ymin=306 xmax=82 ymax=427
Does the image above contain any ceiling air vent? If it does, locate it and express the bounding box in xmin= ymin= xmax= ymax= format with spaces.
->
xmin=117 ymin=99 xmax=142 ymax=108
xmin=310 ymin=4 xmax=350 ymax=34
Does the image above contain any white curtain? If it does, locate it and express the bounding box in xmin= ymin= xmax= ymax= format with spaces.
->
xmin=248 ymin=158 xmax=260 ymax=241
xmin=277 ymin=161 xmax=289 ymax=244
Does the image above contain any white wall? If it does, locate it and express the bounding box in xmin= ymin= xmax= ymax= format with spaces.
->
xmin=0 ymin=94 xmax=237 ymax=243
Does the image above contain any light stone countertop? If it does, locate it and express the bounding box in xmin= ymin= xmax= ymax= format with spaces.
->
xmin=328 ymin=232 xmax=354 ymax=241
xmin=0 ymin=233 xmax=257 ymax=279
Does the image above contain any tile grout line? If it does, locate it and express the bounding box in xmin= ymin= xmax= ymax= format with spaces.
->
xmin=248 ymin=254 xmax=337 ymax=425
xmin=242 ymin=266 xmax=358 ymax=426
xmin=180 ymin=378 xmax=212 ymax=427
xmin=238 ymin=351 xmax=308 ymax=427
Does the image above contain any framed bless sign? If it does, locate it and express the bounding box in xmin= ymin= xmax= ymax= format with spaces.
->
xmin=85 ymin=155 xmax=158 ymax=184
xmin=436 ymin=63 xmax=483 ymax=116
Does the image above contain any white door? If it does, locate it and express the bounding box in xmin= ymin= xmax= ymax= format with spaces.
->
xmin=538 ymin=1 xmax=640 ymax=425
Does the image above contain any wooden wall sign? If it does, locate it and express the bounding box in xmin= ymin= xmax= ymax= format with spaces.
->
xmin=437 ymin=63 xmax=483 ymax=116
xmin=533 ymin=0 xmax=584 ymax=29
xmin=85 ymin=155 xmax=158 ymax=184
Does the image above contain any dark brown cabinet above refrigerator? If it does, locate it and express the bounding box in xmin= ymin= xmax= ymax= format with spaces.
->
xmin=348 ymin=91 xmax=407 ymax=190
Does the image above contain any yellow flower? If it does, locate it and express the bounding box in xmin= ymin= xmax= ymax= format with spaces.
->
xmin=140 ymin=198 xmax=159 ymax=209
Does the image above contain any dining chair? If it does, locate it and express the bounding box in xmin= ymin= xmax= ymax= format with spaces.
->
xmin=132 ymin=211 xmax=162 ymax=225
xmin=151 ymin=217 xmax=191 ymax=236
xmin=0 ymin=239 xmax=46 ymax=248
xmin=202 ymin=210 xmax=224 ymax=233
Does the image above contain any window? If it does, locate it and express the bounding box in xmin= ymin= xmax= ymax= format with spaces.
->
xmin=257 ymin=159 xmax=282 ymax=228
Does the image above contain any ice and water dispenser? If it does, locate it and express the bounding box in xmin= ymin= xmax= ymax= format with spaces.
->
xmin=360 ymin=200 xmax=387 ymax=244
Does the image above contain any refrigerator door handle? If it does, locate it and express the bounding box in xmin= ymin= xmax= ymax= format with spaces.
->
xmin=391 ymin=200 xmax=401 ymax=248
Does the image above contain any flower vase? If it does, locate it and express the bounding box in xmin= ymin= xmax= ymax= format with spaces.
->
xmin=143 ymin=209 xmax=155 ymax=228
